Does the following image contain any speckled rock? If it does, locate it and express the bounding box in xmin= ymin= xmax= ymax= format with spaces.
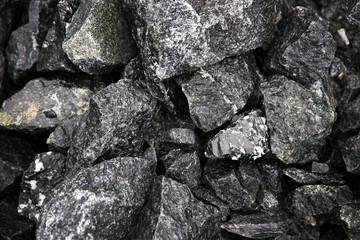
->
xmin=311 ymin=162 xmax=329 ymax=173
xmin=127 ymin=176 xmax=221 ymax=240
xmin=288 ymin=185 xmax=352 ymax=217
xmin=341 ymin=133 xmax=360 ymax=174
xmin=177 ymin=54 xmax=256 ymax=132
xmin=62 ymin=0 xmax=137 ymax=74
xmin=283 ymin=168 xmax=345 ymax=185
xmin=347 ymin=1 xmax=360 ymax=28
xmin=340 ymin=202 xmax=360 ymax=240
xmin=67 ymin=78 xmax=157 ymax=173
xmin=0 ymin=78 xmax=92 ymax=132
xmin=205 ymin=110 xmax=269 ymax=160
xmin=37 ymin=156 xmax=156 ymax=240
xmin=265 ymin=6 xmax=336 ymax=87
xmin=261 ymin=75 xmax=336 ymax=164
xmin=18 ymin=152 xmax=66 ymax=222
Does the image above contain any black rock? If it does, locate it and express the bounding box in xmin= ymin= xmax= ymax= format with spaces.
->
xmin=341 ymin=133 xmax=360 ymax=174
xmin=311 ymin=162 xmax=330 ymax=173
xmin=257 ymin=163 xmax=283 ymax=193
xmin=37 ymin=156 xmax=156 ymax=239
xmin=283 ymin=168 xmax=345 ymax=185
xmin=160 ymin=128 xmax=198 ymax=152
xmin=347 ymin=1 xmax=360 ymax=28
xmin=340 ymin=202 xmax=360 ymax=239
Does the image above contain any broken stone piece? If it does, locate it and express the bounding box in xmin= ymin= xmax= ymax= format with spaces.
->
xmin=283 ymin=168 xmax=345 ymax=185
xmin=311 ymin=162 xmax=330 ymax=173
xmin=341 ymin=133 xmax=360 ymax=174
xmin=340 ymin=202 xmax=360 ymax=240
xmin=347 ymin=1 xmax=360 ymax=28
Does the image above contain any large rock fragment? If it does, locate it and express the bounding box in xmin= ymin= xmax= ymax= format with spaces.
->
xmin=288 ymin=185 xmax=352 ymax=217
xmin=265 ymin=6 xmax=336 ymax=87
xmin=37 ymin=156 xmax=156 ymax=239
xmin=67 ymin=78 xmax=157 ymax=172
xmin=341 ymin=133 xmax=360 ymax=174
xmin=62 ymin=0 xmax=137 ymax=74
xmin=261 ymin=75 xmax=336 ymax=164
xmin=340 ymin=202 xmax=360 ymax=240
xmin=177 ymin=54 xmax=256 ymax=132
xmin=0 ymin=78 xmax=92 ymax=132
xmin=127 ymin=176 xmax=221 ymax=240
xmin=283 ymin=168 xmax=345 ymax=185
xmin=205 ymin=110 xmax=269 ymax=160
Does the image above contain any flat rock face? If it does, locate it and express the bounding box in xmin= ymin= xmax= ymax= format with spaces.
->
xmin=67 ymin=79 xmax=157 ymax=172
xmin=124 ymin=0 xmax=282 ymax=81
xmin=62 ymin=0 xmax=137 ymax=74
xmin=283 ymin=168 xmax=345 ymax=185
xmin=127 ymin=176 xmax=221 ymax=240
xmin=265 ymin=6 xmax=336 ymax=87
xmin=205 ymin=110 xmax=269 ymax=160
xmin=37 ymin=156 xmax=156 ymax=240
xmin=340 ymin=202 xmax=360 ymax=239
xmin=341 ymin=133 xmax=360 ymax=174
xmin=261 ymin=75 xmax=336 ymax=164
xmin=0 ymin=78 xmax=92 ymax=132
xmin=178 ymin=54 xmax=256 ymax=132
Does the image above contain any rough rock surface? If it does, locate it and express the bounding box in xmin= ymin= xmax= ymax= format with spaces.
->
xmin=62 ymin=0 xmax=137 ymax=74
xmin=67 ymin=78 xmax=157 ymax=172
xmin=127 ymin=176 xmax=221 ymax=240
xmin=283 ymin=168 xmax=345 ymax=185
xmin=177 ymin=54 xmax=256 ymax=132
xmin=288 ymin=185 xmax=352 ymax=217
xmin=340 ymin=202 xmax=360 ymax=240
xmin=311 ymin=162 xmax=330 ymax=173
xmin=341 ymin=133 xmax=360 ymax=174
xmin=265 ymin=6 xmax=336 ymax=87
xmin=347 ymin=1 xmax=360 ymax=28
xmin=37 ymin=156 xmax=156 ymax=240
xmin=205 ymin=110 xmax=269 ymax=160
xmin=261 ymin=75 xmax=336 ymax=164
xmin=0 ymin=78 xmax=92 ymax=132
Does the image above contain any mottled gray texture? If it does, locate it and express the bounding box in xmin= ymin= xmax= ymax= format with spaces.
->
xmin=0 ymin=78 xmax=92 ymax=132
xmin=67 ymin=78 xmax=157 ymax=172
xmin=341 ymin=133 xmax=360 ymax=174
xmin=311 ymin=162 xmax=329 ymax=173
xmin=283 ymin=168 xmax=345 ymax=185
xmin=205 ymin=110 xmax=269 ymax=160
xmin=37 ymin=156 xmax=156 ymax=240
xmin=127 ymin=176 xmax=221 ymax=240
xmin=348 ymin=1 xmax=360 ymax=28
xmin=177 ymin=54 xmax=256 ymax=132
xmin=340 ymin=202 xmax=360 ymax=240
xmin=265 ymin=6 xmax=336 ymax=87
xmin=62 ymin=0 xmax=137 ymax=74
xmin=261 ymin=75 xmax=336 ymax=164
xmin=288 ymin=185 xmax=352 ymax=217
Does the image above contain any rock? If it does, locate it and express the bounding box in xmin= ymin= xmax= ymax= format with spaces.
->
xmin=265 ymin=6 xmax=336 ymax=88
xmin=341 ymin=133 xmax=360 ymax=174
xmin=288 ymin=185 xmax=352 ymax=217
xmin=177 ymin=54 xmax=256 ymax=132
xmin=261 ymin=75 xmax=336 ymax=164
xmin=62 ymin=0 xmax=137 ymax=74
xmin=283 ymin=168 xmax=345 ymax=185
xmin=205 ymin=110 xmax=269 ymax=160
xmin=237 ymin=160 xmax=263 ymax=195
xmin=258 ymin=163 xmax=283 ymax=193
xmin=160 ymin=128 xmax=198 ymax=152
xmin=203 ymin=159 xmax=257 ymax=211
xmin=18 ymin=152 xmax=66 ymax=221
xmin=0 ymin=78 xmax=92 ymax=132
xmin=311 ymin=162 xmax=330 ymax=173
xmin=0 ymin=51 xmax=4 ymax=98
xmin=340 ymin=202 xmax=360 ymax=239
xmin=127 ymin=176 xmax=221 ymax=240
xmin=348 ymin=1 xmax=360 ymax=28
xmin=37 ymin=156 xmax=156 ymax=239
xmin=67 ymin=78 xmax=157 ymax=172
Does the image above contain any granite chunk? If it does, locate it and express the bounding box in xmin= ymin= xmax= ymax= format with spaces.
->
xmin=340 ymin=202 xmax=360 ymax=240
xmin=283 ymin=168 xmax=345 ymax=185
xmin=341 ymin=133 xmax=360 ymax=174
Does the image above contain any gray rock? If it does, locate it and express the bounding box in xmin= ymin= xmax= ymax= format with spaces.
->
xmin=341 ymin=133 xmax=360 ymax=174
xmin=237 ymin=160 xmax=263 ymax=196
xmin=205 ymin=110 xmax=269 ymax=160
xmin=62 ymin=0 xmax=137 ymax=74
xmin=265 ymin=6 xmax=336 ymax=87
xmin=177 ymin=54 xmax=256 ymax=132
xmin=37 ymin=156 xmax=156 ymax=240
xmin=257 ymin=163 xmax=283 ymax=193
xmin=160 ymin=128 xmax=198 ymax=152
xmin=261 ymin=75 xmax=336 ymax=164
xmin=311 ymin=162 xmax=330 ymax=173
xmin=18 ymin=152 xmax=66 ymax=221
xmin=67 ymin=78 xmax=157 ymax=172
xmin=0 ymin=78 xmax=92 ymax=132
xmin=283 ymin=168 xmax=345 ymax=185
xmin=340 ymin=202 xmax=360 ymax=240
xmin=127 ymin=176 xmax=221 ymax=240
xmin=288 ymin=185 xmax=352 ymax=217
xmin=0 ymin=51 xmax=4 ymax=98
xmin=348 ymin=1 xmax=360 ymax=28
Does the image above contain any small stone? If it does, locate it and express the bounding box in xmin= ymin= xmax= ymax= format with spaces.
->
xmin=340 ymin=202 xmax=360 ymax=240
xmin=341 ymin=133 xmax=360 ymax=174
xmin=283 ymin=168 xmax=344 ymax=185
xmin=205 ymin=110 xmax=269 ymax=160
xmin=311 ymin=162 xmax=330 ymax=173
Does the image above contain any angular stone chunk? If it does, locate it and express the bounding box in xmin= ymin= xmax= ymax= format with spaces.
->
xmin=283 ymin=168 xmax=345 ymax=185
xmin=37 ymin=156 xmax=156 ymax=240
xmin=311 ymin=162 xmax=329 ymax=173
xmin=205 ymin=110 xmax=269 ymax=160
xmin=340 ymin=202 xmax=360 ymax=240
xmin=341 ymin=133 xmax=360 ymax=174
xmin=18 ymin=152 xmax=66 ymax=221
xmin=62 ymin=0 xmax=137 ymax=74
xmin=0 ymin=78 xmax=92 ymax=132
xmin=265 ymin=6 xmax=336 ymax=87
xmin=127 ymin=176 xmax=221 ymax=240
xmin=348 ymin=1 xmax=360 ymax=28
xmin=178 ymin=54 xmax=256 ymax=132
xmin=123 ymin=0 xmax=282 ymax=81
xmin=67 ymin=79 xmax=157 ymax=172
xmin=261 ymin=75 xmax=336 ymax=164
xmin=288 ymin=185 xmax=352 ymax=217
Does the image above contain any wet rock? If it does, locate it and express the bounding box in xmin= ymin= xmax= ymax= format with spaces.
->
xmin=288 ymin=185 xmax=352 ymax=217
xmin=311 ymin=162 xmax=330 ymax=173
xmin=341 ymin=133 xmax=360 ymax=174
xmin=127 ymin=176 xmax=221 ymax=240
xmin=67 ymin=78 xmax=157 ymax=172
xmin=203 ymin=159 xmax=257 ymax=211
xmin=340 ymin=202 xmax=360 ymax=239
xmin=265 ymin=6 xmax=336 ymax=88
xmin=18 ymin=152 xmax=66 ymax=222
xmin=261 ymin=75 xmax=336 ymax=164
xmin=205 ymin=110 xmax=269 ymax=160
xmin=62 ymin=0 xmax=137 ymax=74
xmin=0 ymin=78 xmax=92 ymax=132
xmin=37 ymin=156 xmax=156 ymax=239
xmin=177 ymin=54 xmax=256 ymax=132
xmin=283 ymin=168 xmax=345 ymax=185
